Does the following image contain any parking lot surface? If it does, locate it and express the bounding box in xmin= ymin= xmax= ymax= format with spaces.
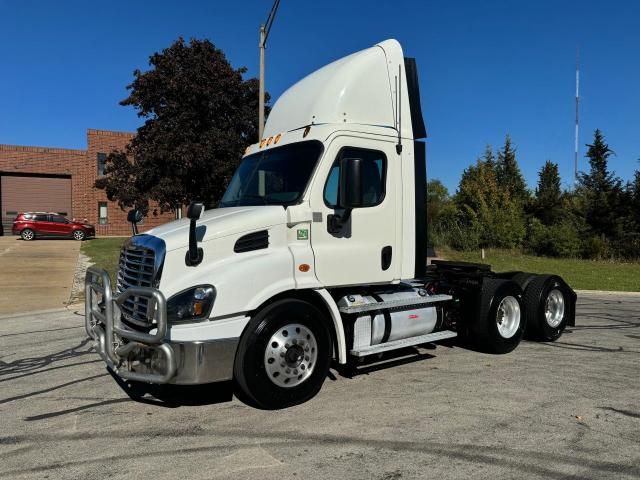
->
xmin=0 ymin=237 xmax=79 ymax=315
xmin=0 ymin=292 xmax=638 ymax=480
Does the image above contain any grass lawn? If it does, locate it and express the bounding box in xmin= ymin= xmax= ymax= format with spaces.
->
xmin=81 ymin=237 xmax=127 ymax=286
xmin=438 ymin=247 xmax=640 ymax=292
xmin=79 ymin=238 xmax=639 ymax=293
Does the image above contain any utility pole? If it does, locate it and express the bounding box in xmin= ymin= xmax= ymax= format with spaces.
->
xmin=574 ymin=48 xmax=580 ymax=185
xmin=259 ymin=0 xmax=281 ymax=139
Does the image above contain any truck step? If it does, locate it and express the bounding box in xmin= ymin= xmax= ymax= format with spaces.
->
xmin=339 ymin=294 xmax=452 ymax=314
xmin=349 ymin=330 xmax=457 ymax=357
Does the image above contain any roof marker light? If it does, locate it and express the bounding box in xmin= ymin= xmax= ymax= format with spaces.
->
xmin=274 ymin=133 xmax=282 ymax=144
xmin=266 ymin=136 xmax=274 ymax=146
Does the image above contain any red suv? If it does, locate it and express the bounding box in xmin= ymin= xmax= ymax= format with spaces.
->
xmin=12 ymin=212 xmax=95 ymax=241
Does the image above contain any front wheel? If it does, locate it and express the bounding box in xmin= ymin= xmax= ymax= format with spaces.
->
xmin=21 ymin=229 xmax=35 ymax=241
xmin=72 ymin=230 xmax=86 ymax=241
xmin=233 ymin=298 xmax=332 ymax=409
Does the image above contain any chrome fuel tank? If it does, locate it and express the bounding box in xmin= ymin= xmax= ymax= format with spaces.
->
xmin=338 ymin=288 xmax=438 ymax=351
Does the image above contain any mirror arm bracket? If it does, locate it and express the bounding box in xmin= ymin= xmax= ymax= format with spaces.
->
xmin=327 ymin=208 xmax=352 ymax=234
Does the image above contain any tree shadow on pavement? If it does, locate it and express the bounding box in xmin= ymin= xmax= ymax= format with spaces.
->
xmin=0 ymin=338 xmax=95 ymax=378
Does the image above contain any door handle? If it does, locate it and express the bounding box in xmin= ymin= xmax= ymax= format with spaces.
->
xmin=381 ymin=246 xmax=392 ymax=271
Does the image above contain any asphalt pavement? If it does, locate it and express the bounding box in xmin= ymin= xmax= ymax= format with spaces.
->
xmin=0 ymin=292 xmax=638 ymax=479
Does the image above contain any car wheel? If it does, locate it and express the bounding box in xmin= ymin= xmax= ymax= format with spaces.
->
xmin=472 ymin=279 xmax=526 ymax=354
xmin=522 ymin=275 xmax=570 ymax=342
xmin=233 ymin=298 xmax=332 ymax=409
xmin=72 ymin=230 xmax=86 ymax=241
xmin=21 ymin=229 xmax=35 ymax=241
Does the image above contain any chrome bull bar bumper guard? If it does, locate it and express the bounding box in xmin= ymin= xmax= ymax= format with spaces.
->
xmin=85 ymin=266 xmax=177 ymax=384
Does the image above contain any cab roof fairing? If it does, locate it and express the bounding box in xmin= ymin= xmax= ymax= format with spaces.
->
xmin=262 ymin=39 xmax=423 ymax=142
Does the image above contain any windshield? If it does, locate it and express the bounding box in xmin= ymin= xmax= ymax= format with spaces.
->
xmin=220 ymin=141 xmax=323 ymax=207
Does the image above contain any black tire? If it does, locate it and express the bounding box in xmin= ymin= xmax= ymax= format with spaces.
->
xmin=522 ymin=275 xmax=570 ymax=342
xmin=472 ymin=279 xmax=525 ymax=354
xmin=233 ymin=298 xmax=332 ymax=409
xmin=72 ymin=230 xmax=86 ymax=241
xmin=510 ymin=272 xmax=537 ymax=291
xmin=21 ymin=229 xmax=35 ymax=241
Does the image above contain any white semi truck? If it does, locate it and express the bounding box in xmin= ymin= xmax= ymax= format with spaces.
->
xmin=85 ymin=39 xmax=576 ymax=409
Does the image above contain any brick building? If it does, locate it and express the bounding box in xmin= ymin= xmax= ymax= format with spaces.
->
xmin=0 ymin=129 xmax=176 ymax=236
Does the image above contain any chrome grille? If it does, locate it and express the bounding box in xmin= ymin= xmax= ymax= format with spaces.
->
xmin=116 ymin=235 xmax=165 ymax=328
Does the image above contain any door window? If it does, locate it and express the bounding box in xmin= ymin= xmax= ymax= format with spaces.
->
xmin=50 ymin=215 xmax=68 ymax=224
xmin=33 ymin=214 xmax=48 ymax=222
xmin=324 ymin=148 xmax=386 ymax=208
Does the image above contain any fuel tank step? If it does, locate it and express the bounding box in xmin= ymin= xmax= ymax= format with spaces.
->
xmin=349 ymin=330 xmax=458 ymax=357
xmin=338 ymin=294 xmax=452 ymax=314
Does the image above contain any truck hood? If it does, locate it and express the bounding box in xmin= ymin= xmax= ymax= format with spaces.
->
xmin=145 ymin=206 xmax=286 ymax=252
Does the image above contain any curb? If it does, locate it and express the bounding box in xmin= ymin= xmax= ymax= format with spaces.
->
xmin=575 ymin=289 xmax=640 ymax=297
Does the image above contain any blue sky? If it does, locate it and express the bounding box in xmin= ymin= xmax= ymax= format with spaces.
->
xmin=1 ymin=0 xmax=638 ymax=193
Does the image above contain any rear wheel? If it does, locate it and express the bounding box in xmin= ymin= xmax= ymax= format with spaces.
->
xmin=472 ymin=279 xmax=525 ymax=354
xmin=522 ymin=275 xmax=569 ymax=341
xmin=21 ymin=229 xmax=35 ymax=241
xmin=72 ymin=230 xmax=86 ymax=241
xmin=233 ymin=298 xmax=332 ymax=409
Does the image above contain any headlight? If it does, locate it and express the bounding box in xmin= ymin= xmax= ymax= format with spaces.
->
xmin=167 ymin=285 xmax=215 ymax=323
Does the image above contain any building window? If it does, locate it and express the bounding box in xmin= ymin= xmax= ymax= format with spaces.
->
xmin=98 ymin=202 xmax=108 ymax=225
xmin=97 ymin=152 xmax=107 ymax=177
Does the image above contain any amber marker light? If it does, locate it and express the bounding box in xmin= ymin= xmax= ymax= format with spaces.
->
xmin=274 ymin=133 xmax=282 ymax=144
xmin=259 ymin=139 xmax=267 ymax=148
xmin=266 ymin=136 xmax=274 ymax=146
xmin=298 ymin=264 xmax=311 ymax=272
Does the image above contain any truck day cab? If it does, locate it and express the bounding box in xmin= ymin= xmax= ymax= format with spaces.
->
xmin=85 ymin=39 xmax=576 ymax=409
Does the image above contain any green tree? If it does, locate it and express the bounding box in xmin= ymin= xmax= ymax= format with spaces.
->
xmin=96 ymin=38 xmax=265 ymax=213
xmin=426 ymin=179 xmax=451 ymax=226
xmin=496 ymin=135 xmax=528 ymax=204
xmin=577 ymin=129 xmax=623 ymax=240
xmin=455 ymin=155 xmax=525 ymax=249
xmin=532 ymin=160 xmax=563 ymax=225
xmin=482 ymin=144 xmax=496 ymax=170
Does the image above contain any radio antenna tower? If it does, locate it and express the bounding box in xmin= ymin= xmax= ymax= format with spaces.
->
xmin=574 ymin=48 xmax=580 ymax=185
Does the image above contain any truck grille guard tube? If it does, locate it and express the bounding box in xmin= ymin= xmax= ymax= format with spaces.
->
xmin=84 ymin=265 xmax=177 ymax=383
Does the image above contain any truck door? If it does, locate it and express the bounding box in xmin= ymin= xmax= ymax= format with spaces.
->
xmin=309 ymin=136 xmax=399 ymax=286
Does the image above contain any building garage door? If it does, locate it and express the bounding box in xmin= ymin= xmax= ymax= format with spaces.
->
xmin=0 ymin=175 xmax=72 ymax=235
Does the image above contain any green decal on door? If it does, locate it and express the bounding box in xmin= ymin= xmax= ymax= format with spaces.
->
xmin=297 ymin=229 xmax=309 ymax=240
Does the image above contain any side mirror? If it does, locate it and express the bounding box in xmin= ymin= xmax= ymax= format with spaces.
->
xmin=338 ymin=157 xmax=363 ymax=209
xmin=127 ymin=209 xmax=143 ymax=235
xmin=185 ymin=201 xmax=204 ymax=266
xmin=328 ymin=157 xmax=363 ymax=233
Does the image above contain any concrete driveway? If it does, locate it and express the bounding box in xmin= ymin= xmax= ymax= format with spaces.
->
xmin=0 ymin=292 xmax=638 ymax=479
xmin=0 ymin=236 xmax=79 ymax=315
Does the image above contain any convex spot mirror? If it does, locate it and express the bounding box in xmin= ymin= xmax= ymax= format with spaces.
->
xmin=187 ymin=202 xmax=204 ymax=220
xmin=127 ymin=209 xmax=143 ymax=223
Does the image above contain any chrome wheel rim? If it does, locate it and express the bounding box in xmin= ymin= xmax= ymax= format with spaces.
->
xmin=264 ymin=323 xmax=318 ymax=388
xmin=545 ymin=289 xmax=565 ymax=328
xmin=73 ymin=231 xmax=84 ymax=240
xmin=22 ymin=230 xmax=33 ymax=240
xmin=496 ymin=296 xmax=521 ymax=339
